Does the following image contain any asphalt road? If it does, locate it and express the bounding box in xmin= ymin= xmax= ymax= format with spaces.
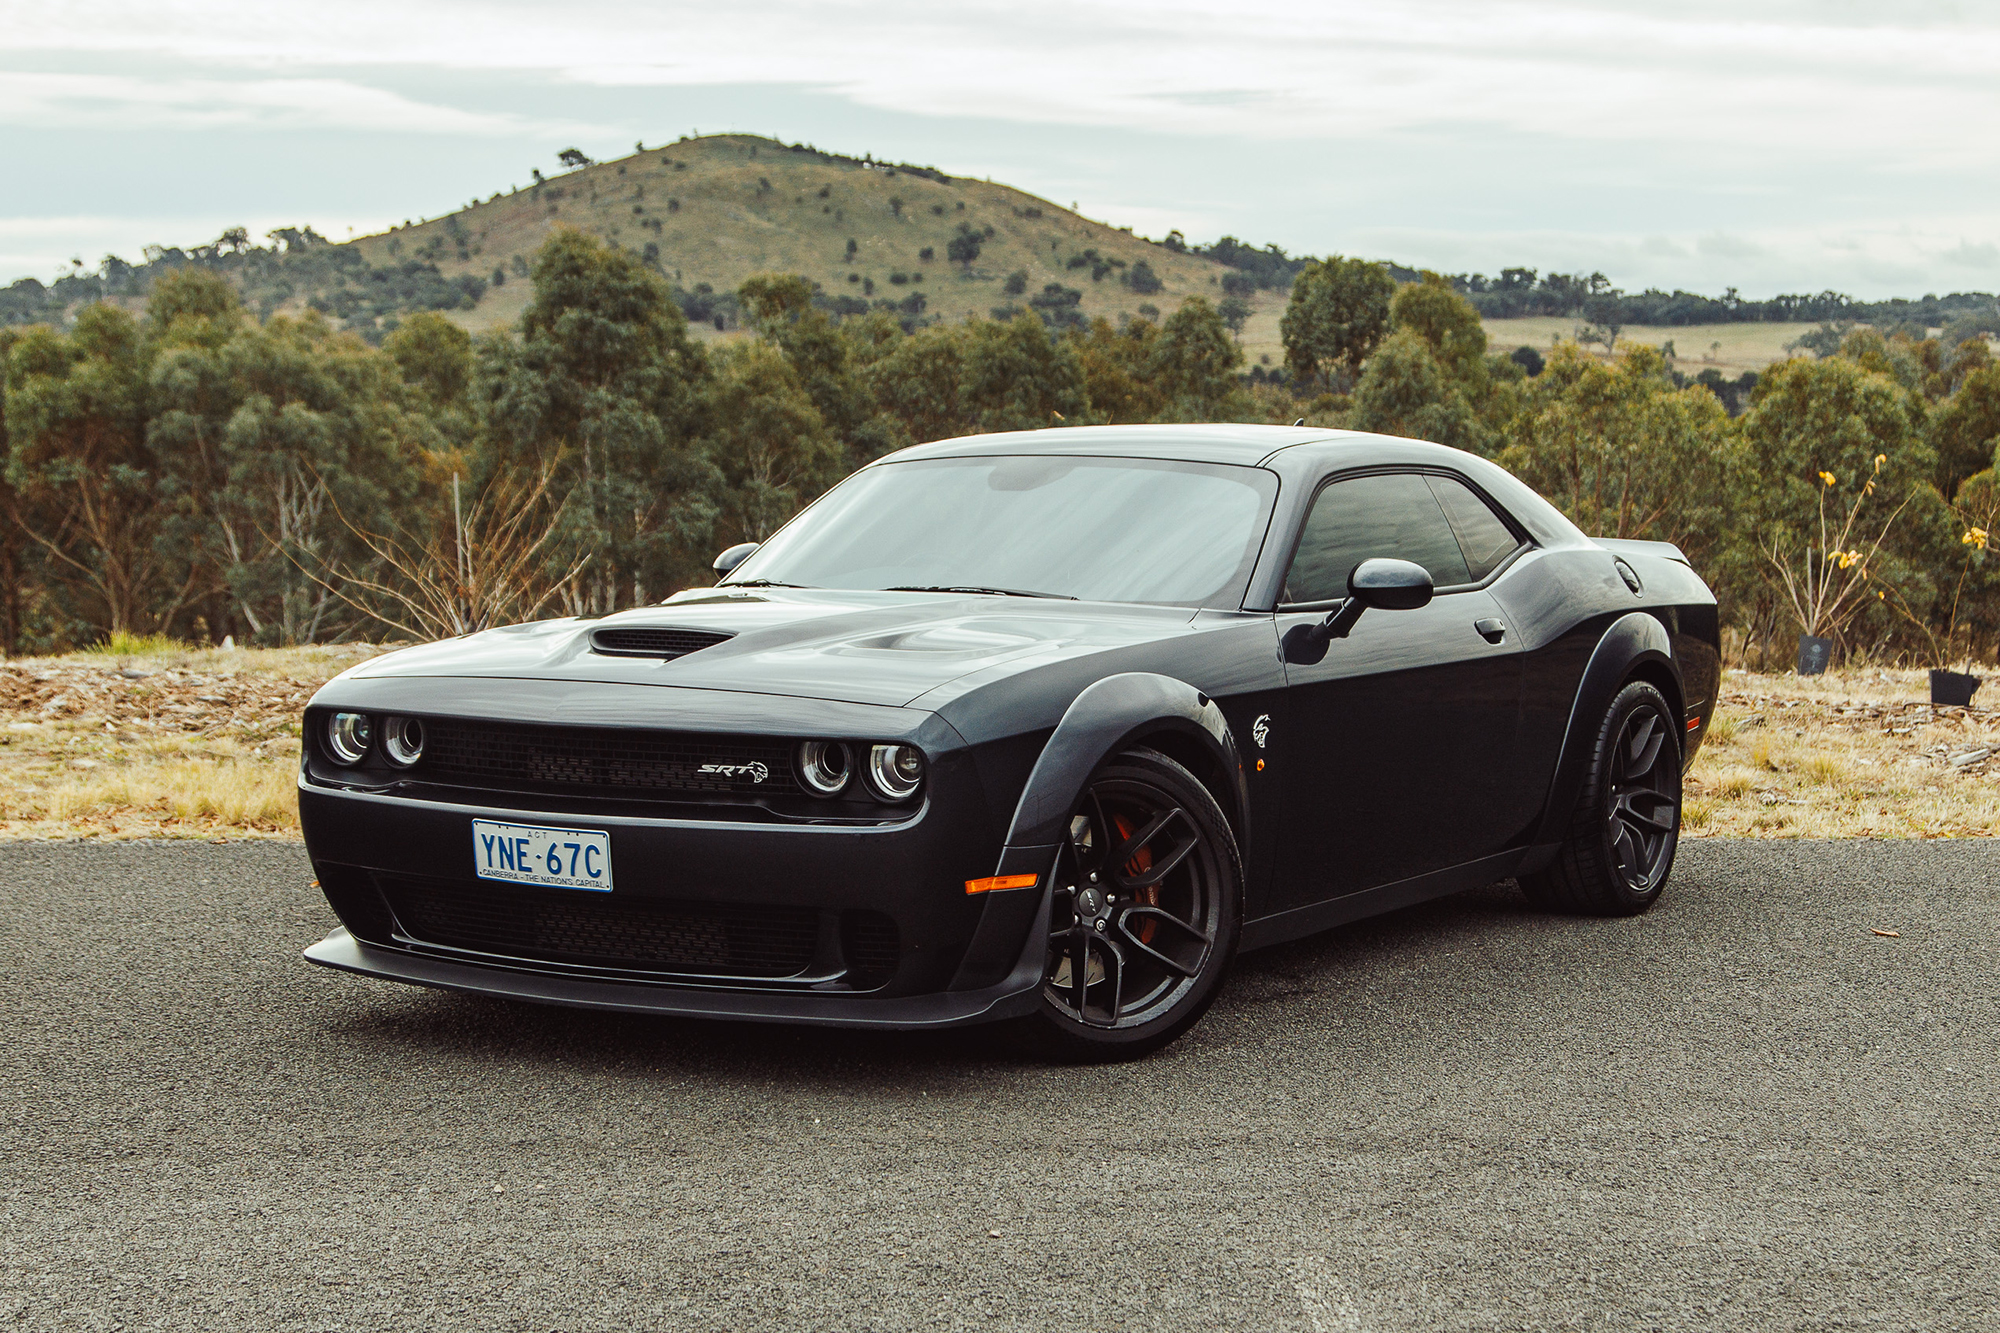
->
xmin=2 ymin=839 xmax=1995 ymax=1332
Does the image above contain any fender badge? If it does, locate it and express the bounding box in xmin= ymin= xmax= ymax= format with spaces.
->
xmin=1251 ymin=714 xmax=1271 ymax=749
xmin=698 ymin=762 xmax=770 ymax=782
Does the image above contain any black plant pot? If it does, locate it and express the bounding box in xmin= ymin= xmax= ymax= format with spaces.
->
xmin=1929 ymin=668 xmax=1981 ymax=707
xmin=1795 ymin=634 xmax=1833 ymax=676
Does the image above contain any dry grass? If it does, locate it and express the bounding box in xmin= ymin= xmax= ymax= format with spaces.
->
xmin=0 ymin=641 xmax=1989 ymax=842
xmin=1686 ymin=665 xmax=2000 ymax=838
xmin=0 ymin=641 xmax=387 ymax=840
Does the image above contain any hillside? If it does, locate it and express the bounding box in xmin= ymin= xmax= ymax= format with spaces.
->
xmin=350 ymin=134 xmax=1268 ymax=338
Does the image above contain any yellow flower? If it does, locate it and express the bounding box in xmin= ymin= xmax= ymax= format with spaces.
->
xmin=1965 ymin=527 xmax=1990 ymax=550
xmin=1874 ymin=454 xmax=1887 ymax=469
xmin=1835 ymin=550 xmax=1860 ymax=569
xmin=1819 ymin=471 xmax=1837 ymax=486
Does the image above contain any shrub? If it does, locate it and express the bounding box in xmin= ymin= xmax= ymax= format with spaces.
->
xmin=947 ymin=225 xmax=983 ymax=269
xmin=890 ymin=272 xmax=909 ymax=285
xmin=1220 ymin=271 xmax=1256 ymax=298
xmin=1004 ymin=270 xmax=1029 ymax=296
xmin=918 ymin=246 xmax=935 ymax=262
xmin=931 ymin=204 xmax=945 ymax=216
xmin=1125 ymin=260 xmax=1163 ymax=295
xmin=1510 ymin=344 xmax=1545 ymax=376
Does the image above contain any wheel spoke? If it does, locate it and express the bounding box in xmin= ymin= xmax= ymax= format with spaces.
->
xmin=1616 ymin=791 xmax=1676 ymax=833
xmin=1110 ymin=806 xmax=1180 ymax=867
xmin=1115 ymin=907 xmax=1208 ymax=978
xmin=1095 ymin=935 xmax=1125 ymax=1025
xmin=1056 ymin=926 xmax=1089 ymax=1017
xmin=1112 ymin=834 xmax=1195 ymax=890
xmin=1083 ymin=790 xmax=1113 ymax=876
xmin=1612 ymin=819 xmax=1644 ymax=876
xmin=1623 ymin=713 xmax=1665 ymax=779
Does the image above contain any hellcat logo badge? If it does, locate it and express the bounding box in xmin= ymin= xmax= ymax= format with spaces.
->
xmin=698 ymin=762 xmax=770 ymax=782
xmin=1251 ymin=714 xmax=1270 ymax=748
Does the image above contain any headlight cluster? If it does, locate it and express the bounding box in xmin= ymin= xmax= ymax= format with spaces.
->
xmin=322 ymin=712 xmax=425 ymax=768
xmin=795 ymin=740 xmax=925 ymax=802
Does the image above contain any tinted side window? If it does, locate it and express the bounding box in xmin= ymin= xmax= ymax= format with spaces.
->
xmin=1427 ymin=475 xmax=1521 ymax=581
xmin=1283 ymin=473 xmax=1471 ymax=603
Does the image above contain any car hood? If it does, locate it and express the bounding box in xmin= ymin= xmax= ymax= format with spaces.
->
xmin=338 ymin=589 xmax=1204 ymax=708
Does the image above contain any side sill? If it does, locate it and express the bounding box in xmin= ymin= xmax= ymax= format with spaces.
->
xmin=1239 ymin=849 xmax=1527 ymax=952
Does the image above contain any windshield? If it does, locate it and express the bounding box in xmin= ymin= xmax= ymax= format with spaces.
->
xmin=726 ymin=454 xmax=1280 ymax=606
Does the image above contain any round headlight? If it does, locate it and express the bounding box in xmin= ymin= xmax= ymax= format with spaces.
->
xmin=796 ymin=740 xmax=852 ymax=796
xmin=382 ymin=715 xmax=424 ymax=767
xmin=326 ymin=712 xmax=372 ymax=765
xmin=865 ymin=744 xmax=924 ymax=801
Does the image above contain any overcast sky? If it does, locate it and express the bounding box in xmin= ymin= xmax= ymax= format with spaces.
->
xmin=5 ymin=0 xmax=1998 ymax=298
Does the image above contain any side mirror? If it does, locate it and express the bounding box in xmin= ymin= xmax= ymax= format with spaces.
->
xmin=1347 ymin=557 xmax=1434 ymax=612
xmin=712 ymin=542 xmax=760 ymax=577
xmin=1281 ymin=558 xmax=1433 ymax=664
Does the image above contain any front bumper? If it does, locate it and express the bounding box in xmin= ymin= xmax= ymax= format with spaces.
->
xmin=298 ymin=780 xmax=1055 ymax=1029
xmin=305 ymin=921 xmax=1048 ymax=1029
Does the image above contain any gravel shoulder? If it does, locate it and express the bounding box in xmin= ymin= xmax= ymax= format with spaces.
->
xmin=2 ymin=840 xmax=1994 ymax=1331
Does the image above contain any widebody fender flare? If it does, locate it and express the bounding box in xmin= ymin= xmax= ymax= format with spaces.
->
xmin=1526 ymin=611 xmax=1683 ymax=855
xmin=945 ymin=672 xmax=1246 ymax=995
xmin=1001 ymin=671 xmax=1246 ymax=857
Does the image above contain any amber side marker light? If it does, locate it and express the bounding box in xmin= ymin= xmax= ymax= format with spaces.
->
xmin=965 ymin=874 xmax=1038 ymax=895
xmin=1687 ymin=717 xmax=1702 ymax=732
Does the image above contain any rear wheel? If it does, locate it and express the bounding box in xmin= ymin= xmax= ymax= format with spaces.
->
xmin=1008 ymin=749 xmax=1240 ymax=1062
xmin=1521 ymin=680 xmax=1681 ymax=916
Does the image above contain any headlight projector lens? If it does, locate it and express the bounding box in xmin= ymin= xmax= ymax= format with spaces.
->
xmin=381 ymin=716 xmax=425 ymax=767
xmin=326 ymin=712 xmax=372 ymax=765
xmin=866 ymin=744 xmax=924 ymax=800
xmin=796 ymin=740 xmax=852 ymax=795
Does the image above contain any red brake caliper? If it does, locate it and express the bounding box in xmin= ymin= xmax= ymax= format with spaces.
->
xmin=1112 ymin=813 xmax=1159 ymax=944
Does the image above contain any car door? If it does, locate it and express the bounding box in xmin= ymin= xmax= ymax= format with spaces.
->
xmin=1270 ymin=470 xmax=1528 ymax=910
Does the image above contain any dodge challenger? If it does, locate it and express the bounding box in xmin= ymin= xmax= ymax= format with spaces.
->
xmin=300 ymin=424 xmax=1719 ymax=1059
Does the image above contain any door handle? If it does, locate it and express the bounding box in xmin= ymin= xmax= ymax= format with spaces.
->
xmin=1474 ymin=617 xmax=1507 ymax=644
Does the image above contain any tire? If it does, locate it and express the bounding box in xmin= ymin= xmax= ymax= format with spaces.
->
xmin=1006 ymin=748 xmax=1242 ymax=1062
xmin=1520 ymin=680 xmax=1682 ymax=917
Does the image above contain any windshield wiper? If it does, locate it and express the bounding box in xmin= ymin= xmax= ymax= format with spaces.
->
xmin=724 ymin=579 xmax=816 ymax=589
xmin=882 ymin=585 xmax=1077 ymax=600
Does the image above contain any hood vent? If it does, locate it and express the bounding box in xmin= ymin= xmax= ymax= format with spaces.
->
xmin=589 ymin=627 xmax=734 ymax=660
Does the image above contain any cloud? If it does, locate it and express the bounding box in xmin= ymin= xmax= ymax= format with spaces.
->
xmin=1940 ymin=239 xmax=2000 ymax=269
xmin=1698 ymin=233 xmax=1767 ymax=260
xmin=0 ymin=71 xmax=601 ymax=137
xmin=7 ymin=1 xmax=2000 ymax=158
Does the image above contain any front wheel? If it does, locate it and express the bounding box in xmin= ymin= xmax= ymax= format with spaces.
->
xmin=1521 ymin=680 xmax=1681 ymax=916
xmin=1007 ymin=748 xmax=1241 ymax=1062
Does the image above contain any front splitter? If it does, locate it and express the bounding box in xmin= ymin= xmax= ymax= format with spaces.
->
xmin=304 ymin=929 xmax=1045 ymax=1030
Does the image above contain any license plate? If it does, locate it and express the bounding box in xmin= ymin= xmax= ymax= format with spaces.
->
xmin=472 ymin=819 xmax=613 ymax=892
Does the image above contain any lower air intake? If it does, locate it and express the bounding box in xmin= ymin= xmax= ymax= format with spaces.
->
xmin=377 ymin=874 xmax=820 ymax=977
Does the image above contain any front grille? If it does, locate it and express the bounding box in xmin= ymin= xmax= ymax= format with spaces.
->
xmin=842 ymin=911 xmax=900 ymax=990
xmin=590 ymin=627 xmax=733 ymax=659
xmin=377 ymin=874 xmax=822 ymax=977
xmin=417 ymin=719 xmax=796 ymax=797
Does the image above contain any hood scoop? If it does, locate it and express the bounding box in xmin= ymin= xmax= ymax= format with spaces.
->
xmin=589 ymin=627 xmax=734 ymax=660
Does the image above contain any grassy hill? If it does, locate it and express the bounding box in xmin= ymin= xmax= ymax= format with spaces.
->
xmin=338 ymin=134 xmax=1269 ymax=340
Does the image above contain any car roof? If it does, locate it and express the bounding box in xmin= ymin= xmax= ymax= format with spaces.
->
xmin=879 ymin=422 xmax=1593 ymax=554
xmin=883 ymin=423 xmax=1350 ymax=468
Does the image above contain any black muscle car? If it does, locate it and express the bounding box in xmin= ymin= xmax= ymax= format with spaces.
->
xmin=301 ymin=424 xmax=1719 ymax=1059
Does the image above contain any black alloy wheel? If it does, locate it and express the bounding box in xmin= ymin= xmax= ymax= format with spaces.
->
xmin=1012 ymin=748 xmax=1240 ymax=1061
xmin=1521 ymin=680 xmax=1681 ymax=916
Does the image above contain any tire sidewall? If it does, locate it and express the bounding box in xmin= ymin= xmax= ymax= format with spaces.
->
xmin=1024 ymin=748 xmax=1242 ymax=1060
